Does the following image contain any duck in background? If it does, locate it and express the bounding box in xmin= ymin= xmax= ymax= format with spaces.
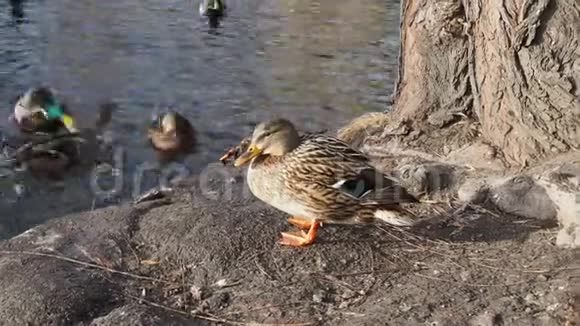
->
xmin=4 ymin=87 xmax=114 ymax=179
xmin=10 ymin=138 xmax=79 ymax=179
xmin=199 ymin=0 xmax=226 ymax=28
xmin=148 ymin=111 xmax=196 ymax=164
xmin=10 ymin=87 xmax=78 ymax=135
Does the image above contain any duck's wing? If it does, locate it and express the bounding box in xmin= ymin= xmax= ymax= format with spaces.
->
xmin=283 ymin=135 xmax=371 ymax=194
xmin=352 ymin=168 xmax=418 ymax=204
xmin=284 ymin=135 xmax=417 ymax=205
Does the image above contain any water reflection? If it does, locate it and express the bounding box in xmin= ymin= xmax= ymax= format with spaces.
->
xmin=0 ymin=0 xmax=400 ymax=239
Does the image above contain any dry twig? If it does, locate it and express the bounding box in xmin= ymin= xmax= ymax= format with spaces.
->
xmin=126 ymin=294 xmax=313 ymax=326
xmin=0 ymin=250 xmax=179 ymax=286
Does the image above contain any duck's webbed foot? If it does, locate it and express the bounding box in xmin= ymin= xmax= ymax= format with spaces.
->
xmin=287 ymin=216 xmax=314 ymax=229
xmin=280 ymin=219 xmax=320 ymax=247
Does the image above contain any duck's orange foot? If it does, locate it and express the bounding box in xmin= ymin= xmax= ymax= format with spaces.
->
xmin=287 ymin=217 xmax=313 ymax=229
xmin=279 ymin=230 xmax=311 ymax=246
xmin=279 ymin=220 xmax=320 ymax=247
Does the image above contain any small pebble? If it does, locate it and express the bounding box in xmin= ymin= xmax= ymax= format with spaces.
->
xmin=469 ymin=311 xmax=501 ymax=326
xmin=466 ymin=214 xmax=482 ymax=221
xmin=341 ymin=290 xmax=356 ymax=299
xmin=399 ymin=303 xmax=412 ymax=312
xmin=13 ymin=184 xmax=25 ymax=198
xmin=524 ymin=293 xmax=536 ymax=303
xmin=413 ymin=262 xmax=425 ymax=271
xmin=190 ymin=286 xmax=203 ymax=301
xmin=312 ymin=293 xmax=324 ymax=303
xmin=338 ymin=301 xmax=349 ymax=309
xmin=536 ymin=274 xmax=548 ymax=282
xmin=213 ymin=279 xmax=228 ymax=288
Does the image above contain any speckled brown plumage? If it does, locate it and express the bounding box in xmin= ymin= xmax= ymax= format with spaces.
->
xmin=273 ymin=134 xmax=416 ymax=224
xmin=233 ymin=119 xmax=419 ymax=246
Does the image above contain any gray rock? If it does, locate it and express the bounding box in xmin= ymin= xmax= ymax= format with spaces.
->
xmin=394 ymin=163 xmax=458 ymax=198
xmin=457 ymin=179 xmax=489 ymax=203
xmin=556 ymin=223 xmax=579 ymax=248
xmin=490 ymin=176 xmax=557 ymax=221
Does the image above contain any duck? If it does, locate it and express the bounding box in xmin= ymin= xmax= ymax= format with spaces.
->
xmin=232 ymin=118 xmax=419 ymax=247
xmin=5 ymin=132 xmax=85 ymax=179
xmin=148 ymin=111 xmax=196 ymax=163
xmin=10 ymin=87 xmax=78 ymax=135
xmin=17 ymin=147 xmax=72 ymax=179
xmin=199 ymin=0 xmax=226 ymax=27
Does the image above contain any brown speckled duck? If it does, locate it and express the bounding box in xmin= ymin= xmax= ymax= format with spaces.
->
xmin=148 ymin=111 xmax=196 ymax=163
xmin=232 ymin=118 xmax=419 ymax=247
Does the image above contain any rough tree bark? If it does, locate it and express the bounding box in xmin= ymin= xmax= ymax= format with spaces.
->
xmin=393 ymin=0 xmax=579 ymax=167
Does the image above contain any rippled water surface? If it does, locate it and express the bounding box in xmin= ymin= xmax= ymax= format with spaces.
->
xmin=0 ymin=0 xmax=400 ymax=238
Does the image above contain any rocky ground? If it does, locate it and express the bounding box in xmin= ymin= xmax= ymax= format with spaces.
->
xmin=0 ymin=155 xmax=578 ymax=325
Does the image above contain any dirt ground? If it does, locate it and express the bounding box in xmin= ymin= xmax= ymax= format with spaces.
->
xmin=0 ymin=164 xmax=577 ymax=326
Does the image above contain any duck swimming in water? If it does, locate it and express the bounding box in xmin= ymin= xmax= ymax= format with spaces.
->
xmin=148 ymin=111 xmax=196 ymax=163
xmin=10 ymin=87 xmax=77 ymax=135
xmin=199 ymin=0 xmax=226 ymax=28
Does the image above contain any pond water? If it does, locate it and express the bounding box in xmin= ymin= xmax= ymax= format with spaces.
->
xmin=0 ymin=0 xmax=400 ymax=238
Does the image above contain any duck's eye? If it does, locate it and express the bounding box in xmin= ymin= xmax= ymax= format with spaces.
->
xmin=148 ymin=117 xmax=161 ymax=128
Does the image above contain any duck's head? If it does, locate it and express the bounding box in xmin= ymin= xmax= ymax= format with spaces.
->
xmin=199 ymin=0 xmax=225 ymax=16
xmin=150 ymin=112 xmax=179 ymax=137
xmin=148 ymin=111 xmax=197 ymax=158
xmin=234 ymin=118 xmax=300 ymax=167
xmin=14 ymin=87 xmax=78 ymax=133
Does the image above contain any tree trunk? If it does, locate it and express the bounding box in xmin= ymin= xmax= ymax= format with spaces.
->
xmin=392 ymin=0 xmax=579 ymax=167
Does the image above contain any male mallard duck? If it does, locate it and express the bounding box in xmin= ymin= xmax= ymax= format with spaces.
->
xmin=10 ymin=87 xmax=77 ymax=134
xmin=199 ymin=0 xmax=226 ymax=27
xmin=233 ymin=118 xmax=419 ymax=247
xmin=148 ymin=111 xmax=196 ymax=163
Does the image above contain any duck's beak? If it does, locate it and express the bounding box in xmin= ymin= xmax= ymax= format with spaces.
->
xmin=60 ymin=114 xmax=78 ymax=133
xmin=234 ymin=145 xmax=262 ymax=167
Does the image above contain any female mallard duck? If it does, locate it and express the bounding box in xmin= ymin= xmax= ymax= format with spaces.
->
xmin=5 ymin=132 xmax=85 ymax=179
xmin=148 ymin=111 xmax=196 ymax=163
xmin=233 ymin=118 xmax=419 ymax=247
xmin=10 ymin=87 xmax=77 ymax=134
